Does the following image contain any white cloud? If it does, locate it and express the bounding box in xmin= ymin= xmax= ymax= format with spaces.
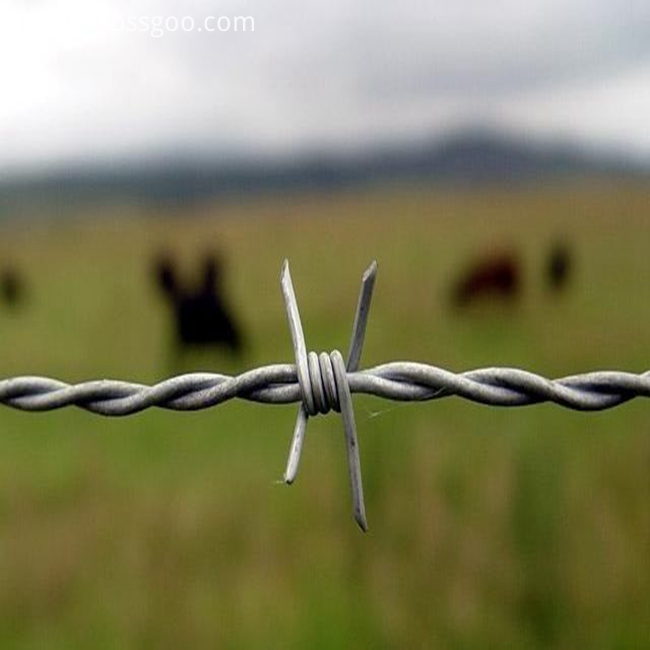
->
xmin=501 ymin=65 xmax=650 ymax=155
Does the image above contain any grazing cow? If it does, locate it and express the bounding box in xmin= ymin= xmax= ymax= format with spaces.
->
xmin=0 ymin=267 xmax=24 ymax=307
xmin=452 ymin=252 xmax=520 ymax=307
xmin=154 ymin=252 xmax=244 ymax=360
xmin=546 ymin=242 xmax=571 ymax=291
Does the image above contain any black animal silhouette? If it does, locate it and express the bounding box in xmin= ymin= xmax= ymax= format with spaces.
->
xmin=452 ymin=252 xmax=520 ymax=307
xmin=0 ymin=267 xmax=24 ymax=307
xmin=155 ymin=253 xmax=244 ymax=359
xmin=546 ymin=242 xmax=571 ymax=291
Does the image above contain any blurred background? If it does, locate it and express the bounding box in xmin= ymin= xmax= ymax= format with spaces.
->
xmin=1 ymin=1 xmax=649 ymax=647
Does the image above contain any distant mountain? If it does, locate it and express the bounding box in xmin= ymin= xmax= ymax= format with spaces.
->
xmin=1 ymin=130 xmax=647 ymax=215
xmin=361 ymin=131 xmax=646 ymax=181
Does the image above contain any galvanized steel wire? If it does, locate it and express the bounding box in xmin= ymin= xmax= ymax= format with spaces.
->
xmin=3 ymin=363 xmax=650 ymax=415
xmin=1 ymin=260 xmax=648 ymax=530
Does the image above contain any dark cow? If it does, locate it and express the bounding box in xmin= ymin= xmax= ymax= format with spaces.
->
xmin=546 ymin=242 xmax=571 ymax=291
xmin=154 ymin=252 xmax=244 ymax=359
xmin=0 ymin=267 xmax=24 ymax=307
xmin=452 ymin=252 xmax=520 ymax=307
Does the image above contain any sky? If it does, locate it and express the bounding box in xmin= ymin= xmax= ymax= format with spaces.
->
xmin=1 ymin=0 xmax=650 ymax=172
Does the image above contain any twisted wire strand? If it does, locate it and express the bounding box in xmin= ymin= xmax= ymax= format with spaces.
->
xmin=1 ymin=363 xmax=649 ymax=416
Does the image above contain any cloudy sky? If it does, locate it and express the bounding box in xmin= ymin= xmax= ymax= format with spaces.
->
xmin=1 ymin=0 xmax=650 ymax=172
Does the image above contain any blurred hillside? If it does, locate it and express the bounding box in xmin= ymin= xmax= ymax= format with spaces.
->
xmin=1 ymin=129 xmax=647 ymax=218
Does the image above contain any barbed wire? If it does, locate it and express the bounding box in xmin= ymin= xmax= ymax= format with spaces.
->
xmin=1 ymin=260 xmax=648 ymax=530
xmin=3 ymin=363 xmax=650 ymax=414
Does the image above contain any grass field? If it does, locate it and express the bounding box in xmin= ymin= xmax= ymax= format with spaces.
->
xmin=0 ymin=181 xmax=648 ymax=648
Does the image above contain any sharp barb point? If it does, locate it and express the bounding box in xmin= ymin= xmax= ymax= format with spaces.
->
xmin=356 ymin=511 xmax=369 ymax=533
xmin=281 ymin=259 xmax=290 ymax=284
xmin=363 ymin=260 xmax=378 ymax=282
xmin=284 ymin=405 xmax=308 ymax=484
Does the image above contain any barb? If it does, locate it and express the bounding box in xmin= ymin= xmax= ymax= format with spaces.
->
xmin=1 ymin=260 xmax=649 ymax=530
xmin=281 ymin=259 xmax=375 ymax=530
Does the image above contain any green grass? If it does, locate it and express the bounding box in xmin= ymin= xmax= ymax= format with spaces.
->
xmin=0 ymin=181 xmax=648 ymax=647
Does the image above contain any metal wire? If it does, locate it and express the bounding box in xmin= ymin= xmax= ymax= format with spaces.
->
xmin=3 ymin=363 xmax=649 ymax=414
xmin=1 ymin=260 xmax=648 ymax=530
